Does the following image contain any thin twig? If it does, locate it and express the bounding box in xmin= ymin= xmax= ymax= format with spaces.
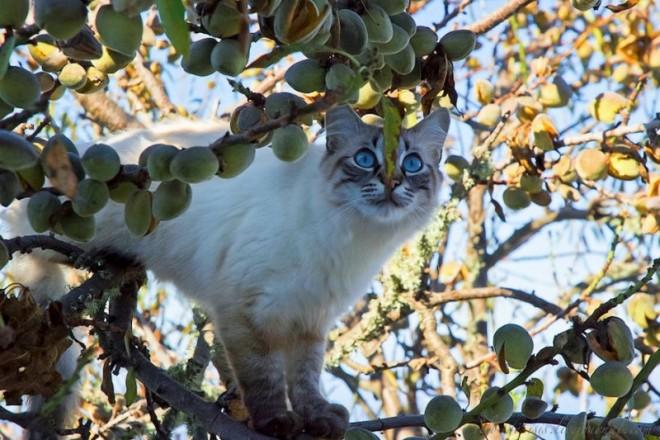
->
xmin=433 ymin=0 xmax=475 ymax=30
xmin=209 ymin=93 xmax=337 ymax=153
xmin=465 ymin=0 xmax=537 ymax=35
xmin=559 ymin=121 xmax=654 ymax=147
xmin=485 ymin=208 xmax=590 ymax=268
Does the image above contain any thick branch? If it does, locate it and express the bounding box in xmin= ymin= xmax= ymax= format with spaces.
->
xmin=2 ymin=235 xmax=83 ymax=264
xmin=349 ymin=412 xmax=660 ymax=434
xmin=465 ymin=0 xmax=537 ymax=34
xmin=0 ymin=407 xmax=47 ymax=431
xmin=485 ymin=207 xmax=589 ymax=268
xmin=133 ymin=54 xmax=176 ymax=114
xmin=125 ymin=349 xmax=275 ymax=440
xmin=2 ymin=235 xmax=144 ymax=316
xmin=75 ymin=91 xmax=142 ymax=132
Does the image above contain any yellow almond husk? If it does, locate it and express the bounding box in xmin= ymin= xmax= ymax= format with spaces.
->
xmin=647 ymin=174 xmax=660 ymax=197
xmin=616 ymin=34 xmax=651 ymax=64
xmin=516 ymin=96 xmax=543 ymax=122
xmin=632 ymin=195 xmax=650 ymax=214
xmin=577 ymin=40 xmax=593 ymax=60
xmin=476 ymin=103 xmax=501 ymax=128
xmin=58 ymin=63 xmax=87 ymax=90
xmin=607 ymin=148 xmax=641 ymax=181
xmin=553 ymin=155 xmax=577 ymax=183
xmin=474 ymin=79 xmax=494 ymax=105
xmin=641 ymin=214 xmax=659 ymax=234
xmin=76 ymin=67 xmax=109 ymax=94
xmin=27 ymin=36 xmax=68 ymax=72
xmin=504 ymin=162 xmax=524 ymax=183
xmin=575 ymin=149 xmax=609 ymax=181
xmin=643 ymin=141 xmax=660 ymax=164
xmin=589 ymin=92 xmax=631 ymax=123
xmin=539 ymin=76 xmax=572 ymax=108
xmin=530 ymin=57 xmax=551 ymax=77
xmin=559 ymin=183 xmax=580 ymax=201
xmin=612 ymin=64 xmax=630 ymax=83
xmin=439 ymin=261 xmax=465 ymax=284
xmin=531 ymin=113 xmax=558 ymax=151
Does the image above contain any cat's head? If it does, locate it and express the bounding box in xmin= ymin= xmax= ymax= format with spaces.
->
xmin=322 ymin=105 xmax=449 ymax=224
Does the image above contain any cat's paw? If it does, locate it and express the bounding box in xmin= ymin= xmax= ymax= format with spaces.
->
xmin=302 ymin=403 xmax=349 ymax=440
xmin=253 ymin=410 xmax=303 ymax=439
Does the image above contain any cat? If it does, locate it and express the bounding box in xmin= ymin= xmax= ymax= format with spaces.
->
xmin=2 ymin=105 xmax=449 ymax=439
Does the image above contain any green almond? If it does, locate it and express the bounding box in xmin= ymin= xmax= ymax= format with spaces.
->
xmin=96 ymin=5 xmax=143 ymax=56
xmin=0 ymin=129 xmax=39 ymax=171
xmin=153 ymin=180 xmax=192 ymax=220
xmin=169 ymin=147 xmax=220 ymax=183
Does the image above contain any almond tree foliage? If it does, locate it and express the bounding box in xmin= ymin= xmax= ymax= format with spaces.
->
xmin=0 ymin=0 xmax=658 ymax=439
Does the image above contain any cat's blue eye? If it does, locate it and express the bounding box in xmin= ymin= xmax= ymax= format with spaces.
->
xmin=402 ymin=153 xmax=423 ymax=174
xmin=354 ymin=149 xmax=377 ymax=169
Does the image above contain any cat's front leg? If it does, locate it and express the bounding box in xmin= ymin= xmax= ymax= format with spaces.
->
xmin=286 ymin=337 xmax=349 ymax=439
xmin=217 ymin=321 xmax=302 ymax=439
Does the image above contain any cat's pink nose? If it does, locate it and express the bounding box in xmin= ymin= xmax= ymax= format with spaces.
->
xmin=388 ymin=178 xmax=401 ymax=189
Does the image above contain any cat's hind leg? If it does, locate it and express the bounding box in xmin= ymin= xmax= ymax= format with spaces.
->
xmin=285 ymin=337 xmax=349 ymax=440
xmin=215 ymin=317 xmax=302 ymax=439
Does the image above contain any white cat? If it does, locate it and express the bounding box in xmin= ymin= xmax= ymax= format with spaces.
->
xmin=2 ymin=105 xmax=449 ymax=439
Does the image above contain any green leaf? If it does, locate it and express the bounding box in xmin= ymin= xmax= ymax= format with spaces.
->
xmin=381 ymin=97 xmax=401 ymax=185
xmin=0 ymin=34 xmax=15 ymax=80
xmin=155 ymin=0 xmax=190 ymax=59
xmin=125 ymin=367 xmax=138 ymax=406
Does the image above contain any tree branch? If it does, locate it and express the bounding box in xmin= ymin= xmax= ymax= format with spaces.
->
xmin=425 ymin=287 xmax=563 ymax=315
xmin=349 ymin=412 xmax=660 ymax=434
xmin=209 ymin=93 xmax=337 ymax=153
xmin=465 ymin=0 xmax=537 ymax=34
xmin=580 ymin=257 xmax=660 ymax=329
xmin=75 ymin=91 xmax=143 ymax=132
xmin=133 ymin=53 xmax=176 ymax=115
xmin=1 ymin=234 xmax=275 ymax=440
xmin=558 ymin=121 xmax=655 ymax=147
xmin=120 ymin=348 xmax=275 ymax=440
xmin=327 ymin=285 xmax=564 ymax=367
xmin=484 ymin=207 xmax=589 ymax=268
xmin=433 ymin=0 xmax=475 ymax=30
xmin=604 ymin=349 xmax=659 ymax=426
xmin=1 ymin=235 xmax=83 ymax=264
xmin=0 ymin=407 xmax=48 ymax=432
xmin=0 ymin=96 xmax=49 ymax=130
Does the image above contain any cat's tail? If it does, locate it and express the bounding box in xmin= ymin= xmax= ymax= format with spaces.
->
xmin=2 ymin=203 xmax=81 ymax=438
xmin=3 ymin=253 xmax=82 ymax=439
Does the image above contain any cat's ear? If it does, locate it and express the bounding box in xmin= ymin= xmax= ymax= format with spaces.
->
xmin=325 ymin=105 xmax=367 ymax=153
xmin=406 ymin=108 xmax=450 ymax=153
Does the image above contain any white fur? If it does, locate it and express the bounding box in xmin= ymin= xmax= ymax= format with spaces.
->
xmin=3 ymin=119 xmax=438 ymax=342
